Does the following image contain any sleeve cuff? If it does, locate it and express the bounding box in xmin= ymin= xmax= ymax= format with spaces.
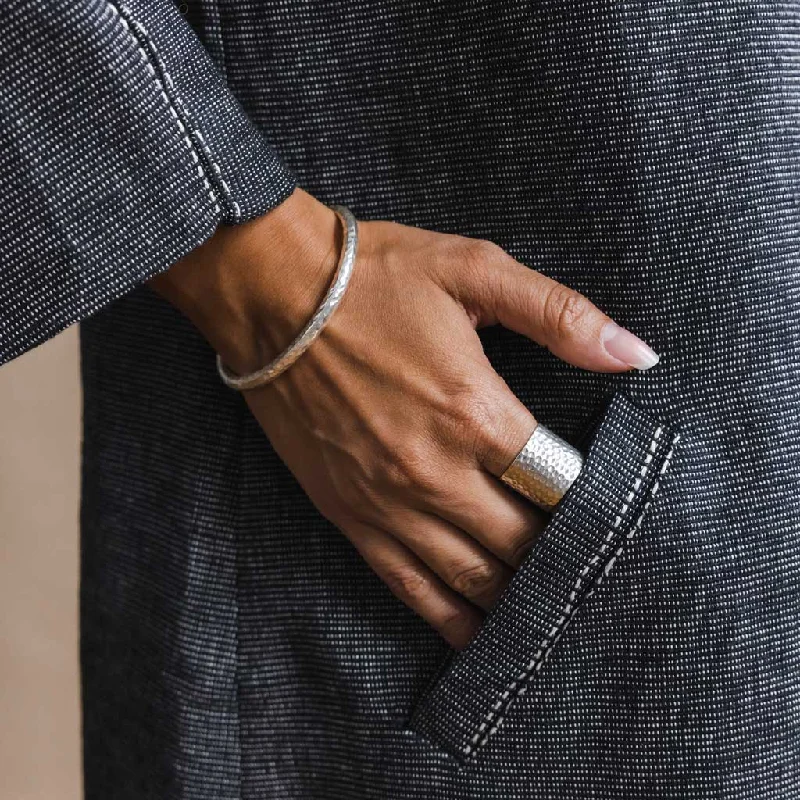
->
xmin=0 ymin=0 xmax=296 ymax=364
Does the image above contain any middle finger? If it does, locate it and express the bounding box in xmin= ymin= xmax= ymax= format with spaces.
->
xmin=424 ymin=467 xmax=550 ymax=568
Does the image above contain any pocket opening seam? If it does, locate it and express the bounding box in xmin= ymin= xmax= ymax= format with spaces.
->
xmin=461 ymin=428 xmax=683 ymax=761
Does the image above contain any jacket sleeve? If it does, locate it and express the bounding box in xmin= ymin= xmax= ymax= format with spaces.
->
xmin=0 ymin=0 xmax=297 ymax=364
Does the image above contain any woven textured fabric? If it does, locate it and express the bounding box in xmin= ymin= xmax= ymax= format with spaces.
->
xmin=0 ymin=0 xmax=295 ymax=364
xmin=3 ymin=1 xmax=800 ymax=798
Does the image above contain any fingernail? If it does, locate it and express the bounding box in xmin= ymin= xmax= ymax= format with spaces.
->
xmin=600 ymin=321 xmax=660 ymax=370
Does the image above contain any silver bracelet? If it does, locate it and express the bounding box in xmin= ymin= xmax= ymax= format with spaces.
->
xmin=217 ymin=204 xmax=358 ymax=391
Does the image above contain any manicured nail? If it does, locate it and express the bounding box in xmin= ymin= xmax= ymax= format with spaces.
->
xmin=600 ymin=321 xmax=660 ymax=370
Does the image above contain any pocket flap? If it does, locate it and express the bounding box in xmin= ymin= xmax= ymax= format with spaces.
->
xmin=406 ymin=392 xmax=681 ymax=762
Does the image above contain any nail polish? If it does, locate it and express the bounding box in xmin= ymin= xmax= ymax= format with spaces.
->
xmin=600 ymin=321 xmax=660 ymax=370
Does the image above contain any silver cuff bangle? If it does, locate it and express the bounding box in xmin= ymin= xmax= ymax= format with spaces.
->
xmin=217 ymin=203 xmax=358 ymax=392
xmin=500 ymin=423 xmax=584 ymax=512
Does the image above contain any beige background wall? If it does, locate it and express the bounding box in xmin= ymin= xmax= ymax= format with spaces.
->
xmin=0 ymin=329 xmax=82 ymax=800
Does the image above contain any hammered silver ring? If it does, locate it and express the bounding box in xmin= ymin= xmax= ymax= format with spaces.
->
xmin=500 ymin=423 xmax=584 ymax=512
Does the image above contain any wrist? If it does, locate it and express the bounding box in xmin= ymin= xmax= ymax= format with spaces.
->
xmin=149 ymin=188 xmax=342 ymax=376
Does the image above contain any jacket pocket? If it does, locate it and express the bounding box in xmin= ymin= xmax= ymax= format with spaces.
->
xmin=405 ymin=391 xmax=682 ymax=763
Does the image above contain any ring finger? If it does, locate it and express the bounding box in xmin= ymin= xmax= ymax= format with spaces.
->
xmin=380 ymin=506 xmax=515 ymax=611
xmin=420 ymin=466 xmax=550 ymax=568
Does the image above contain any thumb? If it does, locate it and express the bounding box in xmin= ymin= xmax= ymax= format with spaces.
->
xmin=458 ymin=241 xmax=660 ymax=373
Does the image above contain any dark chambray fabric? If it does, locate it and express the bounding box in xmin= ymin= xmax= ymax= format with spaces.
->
xmin=2 ymin=1 xmax=800 ymax=798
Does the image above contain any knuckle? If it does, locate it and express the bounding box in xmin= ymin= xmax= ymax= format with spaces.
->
xmin=438 ymin=609 xmax=477 ymax=646
xmin=388 ymin=439 xmax=446 ymax=498
xmin=445 ymin=379 xmax=503 ymax=456
xmin=449 ymin=385 xmax=493 ymax=436
xmin=461 ymin=238 xmax=502 ymax=285
xmin=449 ymin=561 xmax=499 ymax=599
xmin=383 ymin=565 xmax=431 ymax=603
xmin=388 ymin=439 xmax=429 ymax=485
xmin=543 ymin=284 xmax=589 ymax=341
xmin=469 ymin=238 xmax=503 ymax=263
xmin=437 ymin=236 xmax=507 ymax=323
xmin=448 ymin=382 xmax=522 ymax=472
xmin=503 ymin=530 xmax=536 ymax=567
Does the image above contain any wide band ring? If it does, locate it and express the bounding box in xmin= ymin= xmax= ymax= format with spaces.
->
xmin=500 ymin=424 xmax=584 ymax=512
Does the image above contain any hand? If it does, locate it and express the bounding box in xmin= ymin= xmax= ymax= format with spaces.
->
xmin=151 ymin=188 xmax=659 ymax=649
